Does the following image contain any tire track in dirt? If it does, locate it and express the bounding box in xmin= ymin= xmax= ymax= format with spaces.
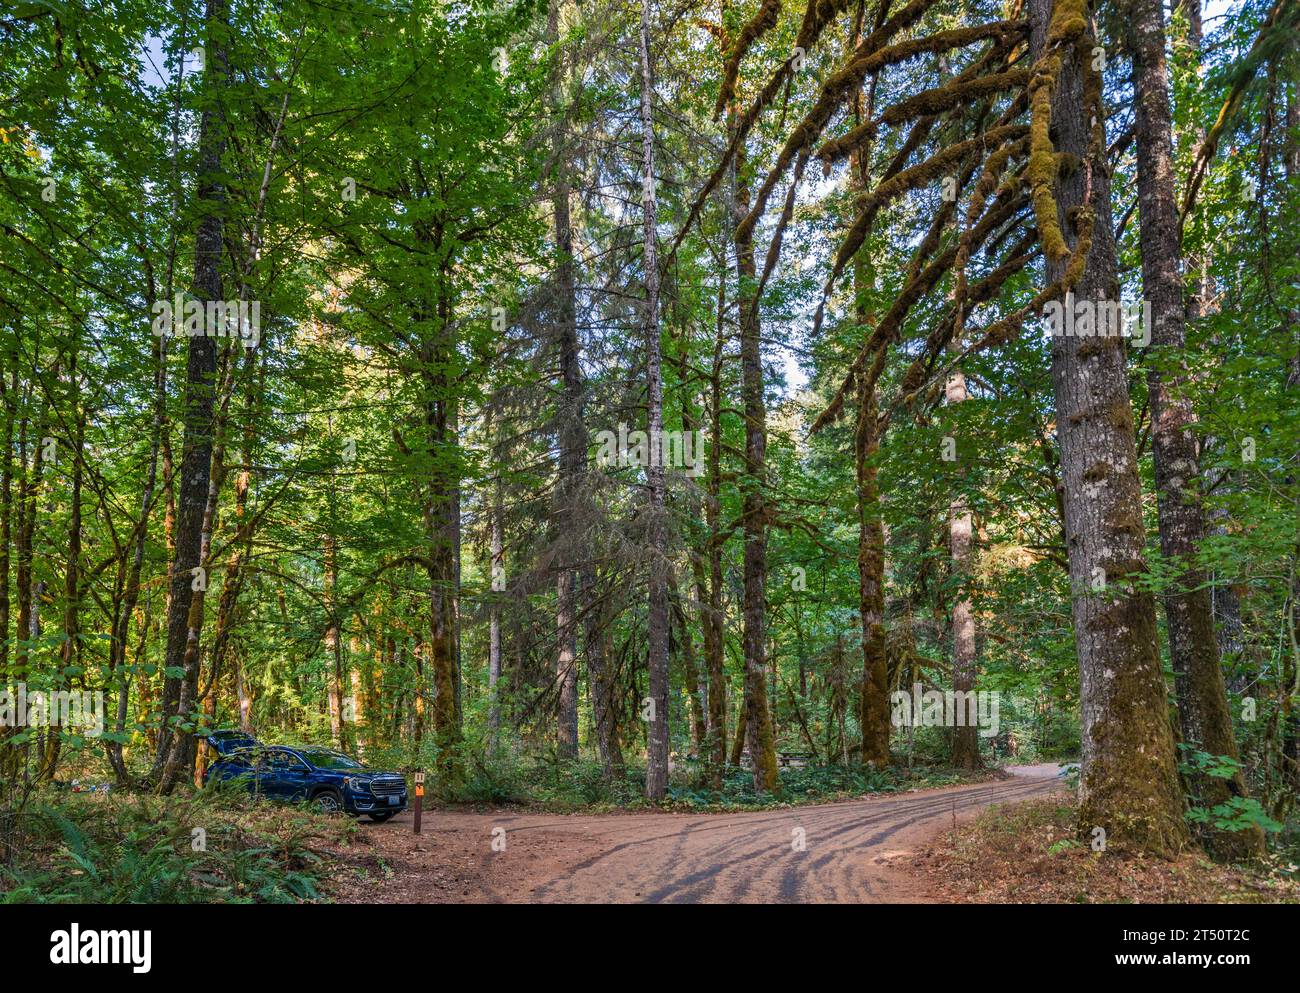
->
xmin=634 ymin=777 xmax=1059 ymax=904
xmin=332 ymin=767 xmax=1066 ymax=904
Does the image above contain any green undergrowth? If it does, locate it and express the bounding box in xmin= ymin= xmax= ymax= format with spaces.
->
xmin=0 ymin=782 xmax=352 ymax=904
xmin=439 ymin=753 xmax=999 ymax=813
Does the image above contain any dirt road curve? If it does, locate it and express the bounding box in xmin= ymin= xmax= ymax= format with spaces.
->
xmin=335 ymin=765 xmax=1066 ymax=904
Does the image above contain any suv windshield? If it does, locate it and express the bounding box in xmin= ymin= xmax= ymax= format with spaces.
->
xmin=299 ymin=750 xmax=364 ymax=770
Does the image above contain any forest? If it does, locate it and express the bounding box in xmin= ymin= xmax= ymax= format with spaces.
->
xmin=0 ymin=0 xmax=1297 ymax=906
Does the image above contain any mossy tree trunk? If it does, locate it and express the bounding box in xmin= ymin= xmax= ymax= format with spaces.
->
xmin=1126 ymin=0 xmax=1263 ymax=858
xmin=855 ymin=382 xmax=891 ymax=766
xmin=848 ymin=7 xmax=893 ymax=769
xmin=1028 ymin=0 xmax=1188 ymax=856
xmin=425 ymin=292 xmax=462 ymax=780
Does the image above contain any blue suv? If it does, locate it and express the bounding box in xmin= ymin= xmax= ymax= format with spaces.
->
xmin=205 ymin=745 xmax=408 ymax=822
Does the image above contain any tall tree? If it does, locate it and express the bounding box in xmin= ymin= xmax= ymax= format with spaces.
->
xmin=725 ymin=0 xmax=780 ymax=792
xmin=848 ymin=3 xmax=893 ymax=770
xmin=640 ymin=0 xmax=671 ymax=801
xmin=550 ymin=0 xmax=580 ymax=761
xmin=1028 ymin=0 xmax=1187 ymax=854
xmin=154 ymin=0 xmax=228 ymax=792
xmin=1126 ymin=0 xmax=1262 ymax=857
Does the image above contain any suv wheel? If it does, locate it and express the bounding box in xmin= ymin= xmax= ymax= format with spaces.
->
xmin=312 ymin=788 xmax=343 ymax=815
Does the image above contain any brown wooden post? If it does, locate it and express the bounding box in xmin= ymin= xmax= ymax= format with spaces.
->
xmin=412 ymin=770 xmax=424 ymax=834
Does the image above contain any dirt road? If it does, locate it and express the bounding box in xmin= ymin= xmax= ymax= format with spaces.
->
xmin=331 ymin=765 xmax=1066 ymax=904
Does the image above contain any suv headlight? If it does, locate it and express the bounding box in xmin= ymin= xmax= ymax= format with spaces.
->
xmin=345 ymin=777 xmax=371 ymax=794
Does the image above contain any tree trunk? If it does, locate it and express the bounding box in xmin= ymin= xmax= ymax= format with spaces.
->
xmin=846 ymin=15 xmax=892 ymax=767
xmin=1028 ymin=0 xmax=1187 ymax=855
xmin=639 ymin=0 xmax=670 ymax=800
xmin=702 ymin=284 xmax=727 ymax=788
xmin=680 ymin=292 xmax=715 ymax=773
xmin=1126 ymin=0 xmax=1262 ymax=857
xmin=423 ymin=365 xmax=460 ymax=777
xmin=196 ymin=350 xmax=261 ymax=783
xmin=1178 ymin=0 xmax=1243 ymax=685
xmin=1281 ymin=77 xmax=1300 ymax=790
xmin=555 ymin=574 xmax=579 ymax=760
xmin=727 ymin=20 xmax=779 ymax=796
xmin=325 ymin=533 xmax=344 ymax=748
xmin=946 ymin=368 xmax=982 ymax=770
xmin=236 ymin=653 xmax=252 ymax=733
xmin=671 ymin=576 xmax=706 ymax=755
xmin=0 ymin=363 xmax=13 ymax=780
xmin=548 ymin=0 xmax=581 ymax=763
xmin=730 ymin=678 xmax=749 ymax=767
xmin=155 ymin=0 xmax=228 ymax=792
xmin=583 ymin=566 xmax=622 ymax=775
xmin=488 ymin=480 xmax=503 ymax=750
xmin=855 ymin=383 xmax=891 ymax=766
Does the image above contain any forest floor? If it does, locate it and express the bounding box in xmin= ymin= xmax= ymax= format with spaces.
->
xmin=910 ymin=792 xmax=1300 ymax=903
xmin=324 ymin=764 xmax=1068 ymax=903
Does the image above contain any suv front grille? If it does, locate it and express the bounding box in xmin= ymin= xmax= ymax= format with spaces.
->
xmin=370 ymin=776 xmax=406 ymax=797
